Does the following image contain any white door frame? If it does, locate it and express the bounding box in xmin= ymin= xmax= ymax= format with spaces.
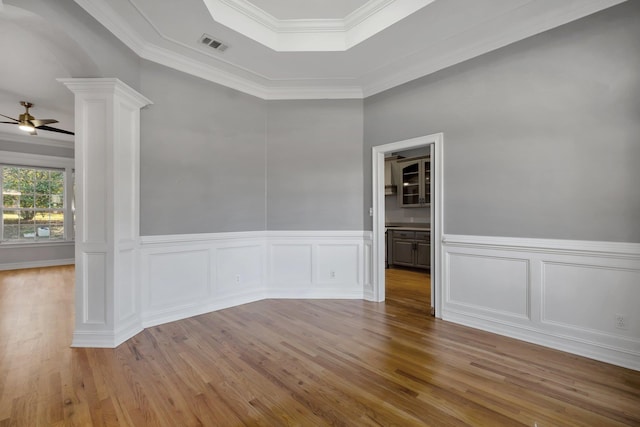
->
xmin=371 ymin=133 xmax=444 ymax=317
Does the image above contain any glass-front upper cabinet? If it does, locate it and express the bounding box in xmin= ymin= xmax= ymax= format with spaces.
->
xmin=399 ymin=156 xmax=430 ymax=207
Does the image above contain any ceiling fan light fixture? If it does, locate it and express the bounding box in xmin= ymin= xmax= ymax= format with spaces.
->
xmin=19 ymin=122 xmax=35 ymax=132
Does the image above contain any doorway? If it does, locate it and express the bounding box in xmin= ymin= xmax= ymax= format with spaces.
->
xmin=371 ymin=133 xmax=443 ymax=317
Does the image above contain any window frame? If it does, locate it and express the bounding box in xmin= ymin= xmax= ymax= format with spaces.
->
xmin=1 ymin=150 xmax=74 ymax=245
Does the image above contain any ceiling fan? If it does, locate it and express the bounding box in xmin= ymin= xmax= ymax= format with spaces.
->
xmin=0 ymin=101 xmax=74 ymax=136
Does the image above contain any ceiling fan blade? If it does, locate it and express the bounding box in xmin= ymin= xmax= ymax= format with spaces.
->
xmin=1 ymin=121 xmax=18 ymax=124
xmin=32 ymin=118 xmax=59 ymax=127
xmin=0 ymin=113 xmax=19 ymax=122
xmin=36 ymin=125 xmax=75 ymax=136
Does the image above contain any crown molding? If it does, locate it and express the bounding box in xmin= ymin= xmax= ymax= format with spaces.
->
xmin=203 ymin=0 xmax=435 ymax=51
xmin=72 ymin=0 xmax=628 ymax=100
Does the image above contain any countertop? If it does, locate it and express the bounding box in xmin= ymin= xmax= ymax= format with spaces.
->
xmin=386 ymin=223 xmax=430 ymax=231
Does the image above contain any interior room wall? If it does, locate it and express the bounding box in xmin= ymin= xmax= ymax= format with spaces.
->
xmin=6 ymin=0 xmax=141 ymax=91
xmin=266 ymin=99 xmax=364 ymax=231
xmin=363 ymin=1 xmax=640 ymax=243
xmin=139 ymin=60 xmax=268 ymax=235
xmin=0 ymin=139 xmax=73 ymax=159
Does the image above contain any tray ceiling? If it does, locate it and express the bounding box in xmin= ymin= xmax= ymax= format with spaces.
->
xmin=62 ymin=0 xmax=632 ymax=99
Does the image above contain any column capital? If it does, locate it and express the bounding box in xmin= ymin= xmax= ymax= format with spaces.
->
xmin=58 ymin=78 xmax=152 ymax=109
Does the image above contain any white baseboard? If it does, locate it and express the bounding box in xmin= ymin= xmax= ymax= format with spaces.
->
xmin=71 ymin=321 xmax=143 ymax=348
xmin=442 ymin=234 xmax=640 ymax=371
xmin=0 ymin=258 xmax=75 ymax=271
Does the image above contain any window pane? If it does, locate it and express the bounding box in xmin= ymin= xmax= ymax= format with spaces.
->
xmin=3 ymin=224 xmax=19 ymax=240
xmin=20 ymin=224 xmax=36 ymax=239
xmin=19 ymin=210 xmax=35 ymax=222
xmin=35 ymin=169 xmax=49 ymax=182
xmin=50 ymin=171 xmax=64 ymax=195
xmin=19 ymin=169 xmax=35 ymax=192
xmin=50 ymin=225 xmax=64 ymax=239
xmin=3 ymin=210 xmax=20 ymax=225
xmin=36 ymin=226 xmax=50 ymax=238
xmin=35 ymin=194 xmax=50 ymax=208
xmin=50 ymin=210 xmax=64 ymax=226
xmin=2 ymin=167 xmax=20 ymax=191
xmin=35 ymin=211 xmax=50 ymax=225
xmin=51 ymin=194 xmax=63 ymax=208
xmin=3 ymin=194 xmax=18 ymax=208
xmin=20 ymin=195 xmax=34 ymax=209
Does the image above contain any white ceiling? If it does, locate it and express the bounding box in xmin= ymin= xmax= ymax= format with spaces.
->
xmin=71 ymin=0 xmax=626 ymax=99
xmin=247 ymin=0 xmax=370 ymax=19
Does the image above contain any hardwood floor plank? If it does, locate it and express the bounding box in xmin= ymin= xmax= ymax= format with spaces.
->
xmin=1 ymin=266 xmax=639 ymax=426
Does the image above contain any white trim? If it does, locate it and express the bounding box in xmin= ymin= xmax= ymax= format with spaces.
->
xmin=0 ymin=240 xmax=74 ymax=248
xmin=371 ymin=133 xmax=443 ymax=309
xmin=443 ymin=234 xmax=640 ymax=258
xmin=0 ymin=150 xmax=74 ymax=169
xmin=0 ymin=258 xmax=74 ymax=271
xmin=203 ymin=0 xmax=435 ymax=51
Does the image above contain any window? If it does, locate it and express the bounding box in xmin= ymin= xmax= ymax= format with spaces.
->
xmin=1 ymin=154 xmax=74 ymax=243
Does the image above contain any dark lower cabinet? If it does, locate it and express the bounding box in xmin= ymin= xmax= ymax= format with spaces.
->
xmin=389 ymin=230 xmax=430 ymax=269
xmin=416 ymin=242 xmax=431 ymax=268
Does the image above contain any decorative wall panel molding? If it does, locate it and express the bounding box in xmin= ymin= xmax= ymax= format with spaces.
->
xmin=139 ymin=230 xmax=372 ymax=328
xmin=442 ymin=234 xmax=640 ymax=370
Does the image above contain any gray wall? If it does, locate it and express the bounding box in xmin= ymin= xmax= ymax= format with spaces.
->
xmin=0 ymin=140 xmax=73 ymax=159
xmin=139 ymin=79 xmax=365 ymax=234
xmin=266 ymin=100 xmax=364 ymax=230
xmin=8 ymin=0 xmax=141 ymax=90
xmin=0 ymin=243 xmax=74 ymax=269
xmin=364 ymin=1 xmax=640 ymax=243
xmin=139 ymin=61 xmax=268 ymax=235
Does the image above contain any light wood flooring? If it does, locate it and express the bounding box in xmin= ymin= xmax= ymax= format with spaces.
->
xmin=1 ymin=265 xmax=639 ymax=426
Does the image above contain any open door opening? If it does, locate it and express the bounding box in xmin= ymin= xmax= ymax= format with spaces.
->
xmin=371 ymin=133 xmax=443 ymax=318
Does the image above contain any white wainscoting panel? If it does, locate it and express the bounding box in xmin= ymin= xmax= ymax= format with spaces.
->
xmin=316 ymin=244 xmax=359 ymax=285
xmin=84 ymin=252 xmax=107 ymax=325
xmin=267 ymin=231 xmax=368 ymax=299
xmin=269 ymin=244 xmax=313 ymax=289
xmin=116 ymin=247 xmax=137 ymax=322
xmin=147 ymin=249 xmax=210 ymax=308
xmin=139 ymin=231 xmax=369 ymax=328
xmin=442 ymin=234 xmax=640 ymax=370
xmin=216 ymin=244 xmax=265 ymax=295
xmin=363 ymin=239 xmax=373 ymax=296
xmin=447 ymin=253 xmax=529 ymax=319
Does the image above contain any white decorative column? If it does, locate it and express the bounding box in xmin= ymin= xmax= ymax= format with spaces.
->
xmin=60 ymin=78 xmax=152 ymax=347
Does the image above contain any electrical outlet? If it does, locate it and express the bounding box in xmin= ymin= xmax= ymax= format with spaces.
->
xmin=235 ymin=274 xmax=241 ymax=284
xmin=615 ymin=314 xmax=628 ymax=330
xmin=330 ymin=271 xmax=336 ymax=279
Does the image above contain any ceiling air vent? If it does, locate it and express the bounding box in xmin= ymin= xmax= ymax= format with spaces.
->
xmin=199 ymin=34 xmax=229 ymax=52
